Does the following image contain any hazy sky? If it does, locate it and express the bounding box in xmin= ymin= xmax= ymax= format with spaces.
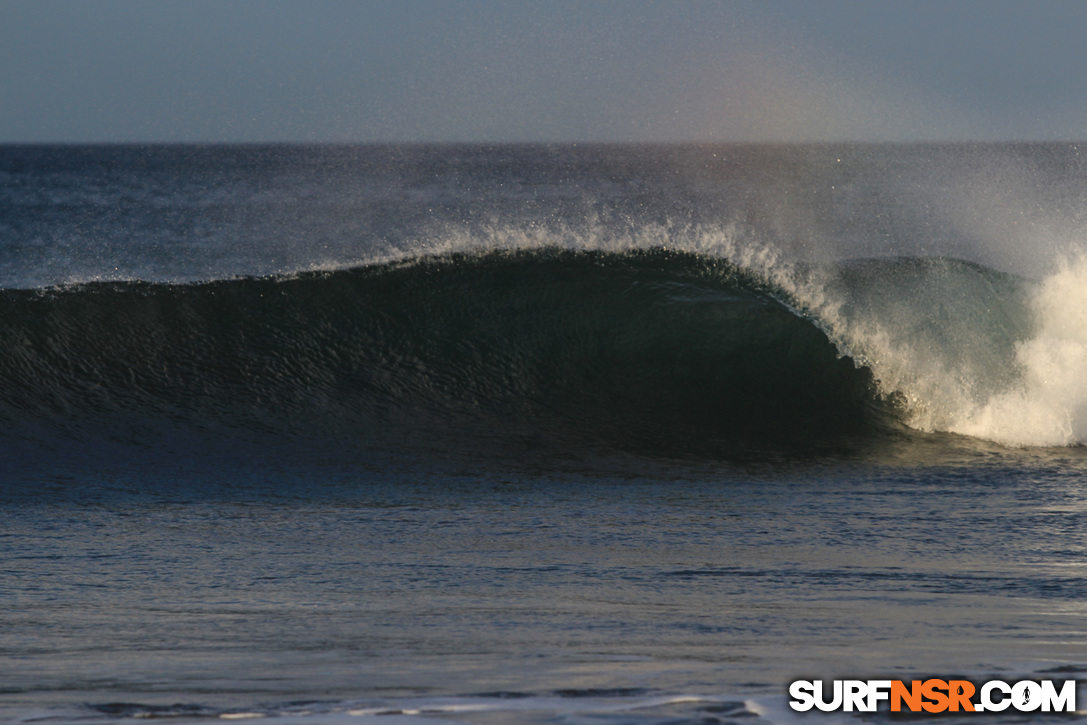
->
xmin=3 ymin=0 xmax=1087 ymax=143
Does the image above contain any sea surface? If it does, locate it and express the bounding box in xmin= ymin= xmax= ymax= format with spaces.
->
xmin=2 ymin=144 xmax=1087 ymax=723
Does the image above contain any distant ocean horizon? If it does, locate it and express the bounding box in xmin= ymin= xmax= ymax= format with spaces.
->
xmin=3 ymin=143 xmax=1086 ymax=724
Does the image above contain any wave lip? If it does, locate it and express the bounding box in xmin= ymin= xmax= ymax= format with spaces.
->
xmin=0 ymin=248 xmax=893 ymax=464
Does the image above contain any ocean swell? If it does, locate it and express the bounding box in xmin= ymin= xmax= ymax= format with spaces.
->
xmin=0 ymin=248 xmax=888 ymax=463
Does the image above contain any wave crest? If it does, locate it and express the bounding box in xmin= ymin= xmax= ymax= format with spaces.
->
xmin=0 ymin=248 xmax=887 ymax=462
xmin=4 ymin=238 xmax=1079 ymax=461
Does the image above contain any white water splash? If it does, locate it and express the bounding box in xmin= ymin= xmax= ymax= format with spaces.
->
xmin=782 ymin=250 xmax=1087 ymax=448
xmin=953 ymin=255 xmax=1087 ymax=446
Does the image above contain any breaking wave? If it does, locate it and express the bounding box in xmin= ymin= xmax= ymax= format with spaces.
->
xmin=1 ymin=241 xmax=1084 ymax=466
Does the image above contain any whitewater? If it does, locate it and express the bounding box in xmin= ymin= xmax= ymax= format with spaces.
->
xmin=2 ymin=143 xmax=1087 ymax=724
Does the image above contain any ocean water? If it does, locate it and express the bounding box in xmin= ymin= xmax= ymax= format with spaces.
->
xmin=2 ymin=143 xmax=1087 ymax=723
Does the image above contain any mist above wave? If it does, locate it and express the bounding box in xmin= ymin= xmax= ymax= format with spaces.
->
xmin=3 ymin=202 xmax=1086 ymax=452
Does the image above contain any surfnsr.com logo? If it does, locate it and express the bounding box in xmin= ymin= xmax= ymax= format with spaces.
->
xmin=789 ymin=679 xmax=1078 ymax=713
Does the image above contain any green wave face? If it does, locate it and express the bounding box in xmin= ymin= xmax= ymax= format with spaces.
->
xmin=0 ymin=248 xmax=903 ymax=462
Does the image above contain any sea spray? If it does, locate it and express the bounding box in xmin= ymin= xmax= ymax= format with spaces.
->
xmin=954 ymin=254 xmax=1087 ymax=446
xmin=743 ymin=243 xmax=1087 ymax=448
xmin=789 ymin=258 xmax=1031 ymax=436
xmin=0 ymin=209 xmax=1079 ymax=452
xmin=694 ymin=235 xmax=1040 ymax=443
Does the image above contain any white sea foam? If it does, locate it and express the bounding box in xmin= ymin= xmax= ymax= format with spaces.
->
xmin=952 ymin=255 xmax=1087 ymax=446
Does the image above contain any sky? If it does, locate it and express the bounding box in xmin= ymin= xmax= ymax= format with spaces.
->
xmin=3 ymin=0 xmax=1087 ymax=143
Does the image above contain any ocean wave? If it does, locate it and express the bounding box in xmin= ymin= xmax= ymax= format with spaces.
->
xmin=0 ymin=248 xmax=889 ymax=463
xmin=3 ymin=244 xmax=1082 ymax=463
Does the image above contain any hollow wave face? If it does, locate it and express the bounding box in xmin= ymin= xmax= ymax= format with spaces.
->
xmin=781 ymin=257 xmax=1032 ymax=438
xmin=0 ymin=248 xmax=889 ymax=465
xmin=764 ymin=250 xmax=1087 ymax=448
xmin=1 ymin=228 xmax=1082 ymax=466
xmin=357 ymin=221 xmax=1084 ymax=451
